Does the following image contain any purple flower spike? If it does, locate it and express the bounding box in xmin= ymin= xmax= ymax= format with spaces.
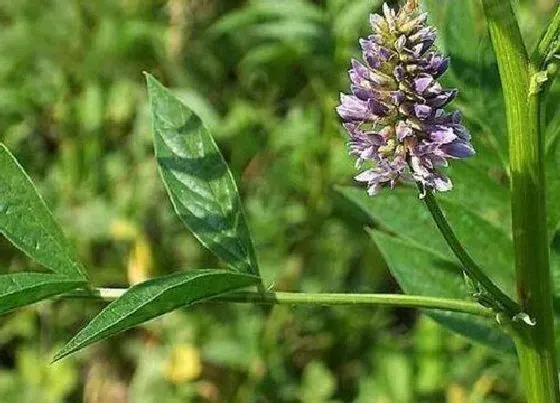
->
xmin=337 ymin=1 xmax=474 ymax=195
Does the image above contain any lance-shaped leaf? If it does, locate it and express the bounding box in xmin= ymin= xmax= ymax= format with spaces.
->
xmin=371 ymin=231 xmax=513 ymax=352
xmin=146 ymin=74 xmax=259 ymax=275
xmin=0 ymin=144 xmax=87 ymax=280
xmin=54 ymin=269 xmax=260 ymax=361
xmin=0 ymin=273 xmax=86 ymax=315
xmin=337 ymin=186 xmax=516 ymax=297
xmin=547 ymin=136 xmax=560 ymax=238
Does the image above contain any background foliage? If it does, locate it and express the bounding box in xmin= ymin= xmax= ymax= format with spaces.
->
xmin=0 ymin=0 xmax=558 ymax=401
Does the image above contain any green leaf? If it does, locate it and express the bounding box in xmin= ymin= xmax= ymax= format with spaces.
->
xmin=423 ymin=0 xmax=479 ymax=63
xmin=247 ymin=21 xmax=324 ymax=43
xmin=371 ymin=231 xmax=513 ymax=352
xmin=337 ymin=186 xmax=516 ymax=297
xmin=54 ymin=269 xmax=260 ymax=361
xmin=300 ymin=361 xmax=336 ymax=403
xmin=210 ymin=0 xmax=323 ymax=36
xmin=547 ymin=136 xmax=560 ymax=238
xmin=440 ymin=162 xmax=511 ymax=233
xmin=0 ymin=273 xmax=85 ymax=315
xmin=331 ymin=0 xmax=383 ymax=41
xmin=550 ymin=246 xmax=560 ymax=297
xmin=424 ymin=0 xmax=508 ymax=161
xmin=146 ymin=74 xmax=259 ymax=275
xmin=0 ymin=144 xmax=87 ymax=279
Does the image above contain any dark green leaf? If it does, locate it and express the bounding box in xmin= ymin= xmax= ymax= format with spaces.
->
xmin=331 ymin=0 xmax=383 ymax=41
xmin=210 ymin=0 xmax=323 ymax=36
xmin=0 ymin=273 xmax=85 ymax=315
xmin=146 ymin=74 xmax=259 ymax=275
xmin=371 ymin=231 xmax=513 ymax=352
xmin=247 ymin=21 xmax=324 ymax=43
xmin=337 ymin=186 xmax=516 ymax=297
xmin=424 ymin=0 xmax=508 ymax=161
xmin=547 ymin=136 xmax=560 ymax=238
xmin=54 ymin=269 xmax=260 ymax=361
xmin=0 ymin=144 xmax=87 ymax=279
xmin=440 ymin=162 xmax=510 ymax=233
xmin=423 ymin=0 xmax=479 ymax=63
xmin=550 ymin=246 xmax=560 ymax=297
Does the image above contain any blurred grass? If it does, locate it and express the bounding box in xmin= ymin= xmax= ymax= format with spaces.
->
xmin=0 ymin=0 xmax=556 ymax=401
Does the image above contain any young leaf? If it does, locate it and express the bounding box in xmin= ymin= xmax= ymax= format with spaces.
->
xmin=337 ymin=186 xmax=516 ymax=297
xmin=0 ymin=144 xmax=87 ymax=280
xmin=54 ymin=269 xmax=260 ymax=361
xmin=146 ymin=74 xmax=259 ymax=275
xmin=0 ymin=273 xmax=86 ymax=315
xmin=371 ymin=231 xmax=513 ymax=352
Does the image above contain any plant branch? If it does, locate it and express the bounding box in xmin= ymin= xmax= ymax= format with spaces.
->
xmin=421 ymin=188 xmax=520 ymax=317
xmin=482 ymin=0 xmax=559 ymax=401
xmin=533 ymin=3 xmax=560 ymax=68
xmin=61 ymin=288 xmax=494 ymax=317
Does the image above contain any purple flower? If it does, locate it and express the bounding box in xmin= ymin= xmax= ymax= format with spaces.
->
xmin=337 ymin=1 xmax=474 ymax=196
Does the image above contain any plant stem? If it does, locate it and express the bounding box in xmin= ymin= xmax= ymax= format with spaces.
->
xmin=62 ymin=288 xmax=493 ymax=317
xmin=421 ymin=189 xmax=520 ymax=317
xmin=482 ymin=1 xmax=559 ymax=401
xmin=533 ymin=3 xmax=560 ymax=68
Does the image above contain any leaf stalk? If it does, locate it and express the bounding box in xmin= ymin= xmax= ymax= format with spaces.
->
xmin=62 ymin=288 xmax=494 ymax=317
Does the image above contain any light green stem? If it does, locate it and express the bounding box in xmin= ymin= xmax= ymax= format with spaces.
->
xmin=62 ymin=288 xmax=493 ymax=317
xmin=482 ymin=1 xmax=559 ymax=401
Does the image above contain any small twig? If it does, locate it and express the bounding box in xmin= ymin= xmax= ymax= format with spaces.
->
xmin=420 ymin=186 xmax=521 ymax=318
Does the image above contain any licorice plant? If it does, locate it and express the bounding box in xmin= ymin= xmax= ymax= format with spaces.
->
xmin=0 ymin=0 xmax=559 ymax=401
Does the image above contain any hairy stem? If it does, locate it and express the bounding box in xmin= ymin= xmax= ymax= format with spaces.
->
xmin=421 ymin=189 xmax=519 ymax=316
xmin=61 ymin=288 xmax=493 ymax=317
xmin=482 ymin=0 xmax=559 ymax=401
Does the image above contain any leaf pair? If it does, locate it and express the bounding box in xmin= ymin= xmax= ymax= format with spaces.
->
xmin=54 ymin=75 xmax=263 ymax=360
xmin=0 ymin=75 xmax=263 ymax=360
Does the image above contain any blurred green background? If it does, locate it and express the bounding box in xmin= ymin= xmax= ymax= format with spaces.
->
xmin=0 ymin=0 xmax=557 ymax=401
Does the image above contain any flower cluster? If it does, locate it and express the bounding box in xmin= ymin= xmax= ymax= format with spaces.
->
xmin=337 ymin=2 xmax=474 ymax=196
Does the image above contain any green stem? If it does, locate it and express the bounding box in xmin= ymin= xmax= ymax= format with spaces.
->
xmin=533 ymin=4 xmax=560 ymax=68
xmin=482 ymin=1 xmax=559 ymax=402
xmin=421 ymin=190 xmax=520 ymax=317
xmin=62 ymin=288 xmax=493 ymax=317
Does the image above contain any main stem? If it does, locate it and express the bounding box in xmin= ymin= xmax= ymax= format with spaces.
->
xmin=482 ymin=1 xmax=559 ymax=401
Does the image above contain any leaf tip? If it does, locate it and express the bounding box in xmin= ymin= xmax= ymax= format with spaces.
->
xmin=143 ymin=71 xmax=152 ymax=83
xmin=51 ymin=349 xmax=70 ymax=364
xmin=144 ymin=72 xmax=163 ymax=92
